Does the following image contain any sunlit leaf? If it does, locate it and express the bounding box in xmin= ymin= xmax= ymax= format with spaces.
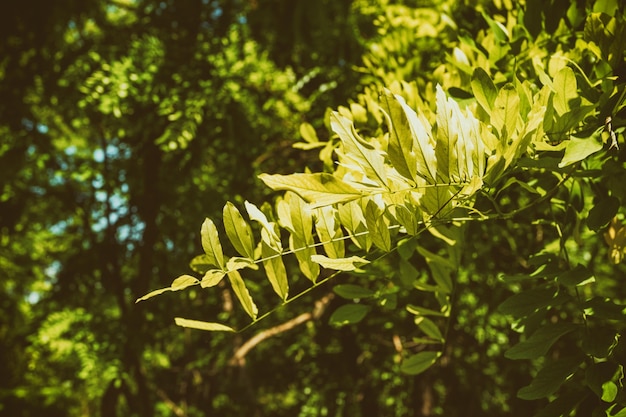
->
xmin=174 ymin=318 xmax=235 ymax=332
xmin=223 ymin=202 xmax=255 ymax=259
xmin=171 ymin=274 xmax=199 ymax=290
xmin=380 ymin=90 xmax=419 ymax=182
xmin=201 ymin=218 xmax=225 ymax=269
xmin=225 ymin=257 xmax=258 ymax=272
xmin=259 ymin=173 xmax=364 ymax=209
xmin=200 ymin=269 xmax=226 ymax=288
xmin=492 ymin=84 xmax=519 ymax=140
xmin=314 ymin=206 xmax=345 ymax=258
xmin=558 ymin=136 xmax=603 ymax=167
xmin=393 ymin=94 xmax=437 ymax=182
xmin=338 ymin=201 xmax=371 ymax=250
xmin=227 ymin=270 xmax=258 ymax=320
xmin=261 ymin=236 xmax=289 ymax=300
xmin=189 ymin=254 xmax=215 ymax=274
xmin=364 ymin=199 xmax=391 ymax=252
xmin=553 ymin=66 xmax=578 ymax=116
xmin=330 ymin=111 xmax=388 ymax=188
xmin=311 ymin=254 xmax=370 ymax=271
xmin=471 ymin=67 xmax=497 ymax=115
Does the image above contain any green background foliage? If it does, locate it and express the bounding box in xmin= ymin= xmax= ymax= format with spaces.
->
xmin=1 ymin=1 xmax=625 ymax=417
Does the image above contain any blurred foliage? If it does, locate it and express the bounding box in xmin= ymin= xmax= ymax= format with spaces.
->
xmin=1 ymin=1 xmax=626 ymax=417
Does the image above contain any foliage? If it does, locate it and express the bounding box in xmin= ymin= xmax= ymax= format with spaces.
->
xmin=139 ymin=0 xmax=626 ymax=416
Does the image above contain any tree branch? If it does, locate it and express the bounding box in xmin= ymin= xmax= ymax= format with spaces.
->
xmin=229 ymin=292 xmax=334 ymax=366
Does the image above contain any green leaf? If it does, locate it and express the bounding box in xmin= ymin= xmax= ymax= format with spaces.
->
xmin=261 ymin=238 xmax=289 ymax=300
xmin=557 ymin=265 xmax=595 ymax=287
xmin=189 ymin=254 xmax=215 ymax=274
xmin=364 ymin=199 xmax=391 ymax=252
xmin=135 ymin=287 xmax=172 ymax=303
xmin=200 ymin=269 xmax=226 ymax=288
xmin=533 ymin=389 xmax=586 ymax=417
xmin=607 ymin=405 xmax=626 ymax=417
xmin=244 ymin=200 xmax=280 ymax=243
xmin=400 ymin=351 xmax=441 ymax=375
xmin=498 ymin=287 xmax=570 ymax=318
xmin=407 ymin=305 xmax=447 ymax=317
xmin=225 ymin=257 xmax=259 ymax=272
xmin=223 ymin=202 xmax=255 ymax=259
xmin=417 ymin=247 xmax=454 ymax=294
xmin=330 ymin=111 xmax=389 ymax=188
xmin=135 ymin=274 xmax=200 ymax=302
xmin=471 ymin=67 xmax=498 ymax=115
xmin=415 ymin=316 xmax=444 ymax=341
xmin=333 ymin=284 xmax=375 ymax=299
xmin=227 ymin=270 xmax=258 ymax=320
xmin=201 ymin=218 xmax=225 ymax=269
xmin=517 ymin=355 xmax=586 ymax=400
xmin=279 ymin=192 xmax=319 ymax=282
xmin=314 ymin=206 xmax=345 ymax=259
xmin=505 ymin=323 xmax=580 ymax=360
xmin=338 ymin=201 xmax=371 ymax=251
xmin=492 ymin=84 xmax=520 ymax=140
xmin=174 ymin=318 xmax=235 ymax=332
xmin=553 ymin=67 xmax=578 ymax=115
xmin=170 ymin=274 xmax=199 ymax=290
xmin=380 ymin=90 xmax=419 ymax=182
xmin=393 ymin=94 xmax=437 ymax=182
xmin=329 ymin=304 xmax=370 ymax=327
xmin=481 ymin=11 xmax=509 ymax=42
xmin=299 ymin=122 xmax=319 ymax=143
xmin=558 ymin=137 xmax=603 ymax=167
xmin=583 ymin=297 xmax=626 ymax=322
xmin=259 ymin=173 xmax=364 ymax=209
xmin=581 ymin=326 xmax=618 ymax=358
xmin=587 ymin=195 xmax=620 ymax=230
xmin=311 ymin=254 xmax=370 ymax=271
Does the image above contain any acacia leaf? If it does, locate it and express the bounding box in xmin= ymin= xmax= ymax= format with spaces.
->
xmin=174 ymin=318 xmax=235 ymax=332
xmin=201 ymin=218 xmax=225 ymax=269
xmin=259 ymin=173 xmax=364 ymax=209
xmin=400 ymin=351 xmax=441 ymax=375
xmin=223 ymin=202 xmax=255 ymax=259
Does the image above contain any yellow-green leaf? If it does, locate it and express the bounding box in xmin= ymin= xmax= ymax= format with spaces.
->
xmin=553 ymin=66 xmax=577 ymax=116
xmin=311 ymin=254 xmax=370 ymax=271
xmin=492 ymin=84 xmax=520 ymax=140
xmin=200 ymin=269 xmax=226 ymax=288
xmin=259 ymin=173 xmax=363 ymax=209
xmin=171 ymin=274 xmax=200 ymax=291
xmin=314 ymin=206 xmax=345 ymax=258
xmin=201 ymin=218 xmax=224 ymax=269
xmin=261 ymin=237 xmax=289 ymax=300
xmin=174 ymin=318 xmax=235 ymax=332
xmin=223 ymin=202 xmax=255 ymax=259
xmin=227 ymin=270 xmax=258 ymax=319
xmin=471 ymin=67 xmax=497 ymax=115
xmin=393 ymin=94 xmax=437 ymax=183
xmin=330 ymin=111 xmax=388 ymax=188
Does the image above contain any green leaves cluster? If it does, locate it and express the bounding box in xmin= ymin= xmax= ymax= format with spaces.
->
xmin=138 ymin=0 xmax=626 ymax=415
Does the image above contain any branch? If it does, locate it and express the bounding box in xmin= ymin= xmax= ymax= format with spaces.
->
xmin=229 ymin=292 xmax=334 ymax=366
